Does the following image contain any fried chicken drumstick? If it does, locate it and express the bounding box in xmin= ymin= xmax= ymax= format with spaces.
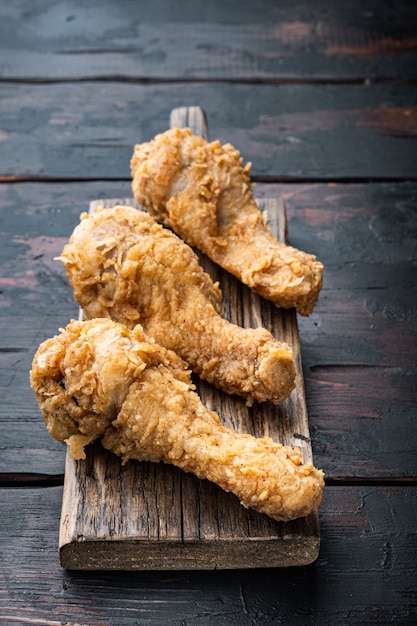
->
xmin=131 ymin=127 xmax=323 ymax=316
xmin=58 ymin=205 xmax=296 ymax=405
xmin=30 ymin=318 xmax=324 ymax=522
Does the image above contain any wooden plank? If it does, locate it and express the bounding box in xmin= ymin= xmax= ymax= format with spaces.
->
xmin=170 ymin=106 xmax=208 ymax=138
xmin=57 ymin=107 xmax=320 ymax=569
xmin=59 ymin=196 xmax=319 ymax=570
xmin=1 ymin=1 xmax=417 ymax=81
xmin=1 ymin=82 xmax=417 ymax=181
xmin=1 ymin=486 xmax=416 ymax=624
xmin=1 ymin=181 xmax=416 ymax=478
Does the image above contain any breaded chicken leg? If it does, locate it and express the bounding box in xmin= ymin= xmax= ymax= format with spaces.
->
xmin=131 ymin=127 xmax=323 ymax=316
xmin=58 ymin=205 xmax=296 ymax=405
xmin=30 ymin=318 xmax=324 ymax=522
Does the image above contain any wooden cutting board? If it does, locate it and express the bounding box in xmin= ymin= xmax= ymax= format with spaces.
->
xmin=58 ymin=106 xmax=321 ymax=570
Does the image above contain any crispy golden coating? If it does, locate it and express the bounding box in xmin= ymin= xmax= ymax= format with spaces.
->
xmin=58 ymin=205 xmax=296 ymax=405
xmin=30 ymin=319 xmax=324 ymax=521
xmin=131 ymin=127 xmax=323 ymax=316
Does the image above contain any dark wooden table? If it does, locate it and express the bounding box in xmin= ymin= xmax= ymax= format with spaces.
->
xmin=1 ymin=1 xmax=416 ymax=623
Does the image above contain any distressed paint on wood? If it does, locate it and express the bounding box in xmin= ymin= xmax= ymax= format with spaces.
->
xmin=1 ymin=485 xmax=416 ymax=624
xmin=1 ymin=1 xmax=417 ymax=80
xmin=0 ymin=83 xmax=416 ymax=181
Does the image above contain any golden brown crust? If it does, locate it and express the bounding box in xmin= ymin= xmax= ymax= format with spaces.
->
xmin=58 ymin=205 xmax=296 ymax=405
xmin=131 ymin=127 xmax=323 ymax=316
xmin=30 ymin=319 xmax=324 ymax=521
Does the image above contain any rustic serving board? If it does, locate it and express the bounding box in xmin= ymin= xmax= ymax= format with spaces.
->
xmin=58 ymin=106 xmax=321 ymax=570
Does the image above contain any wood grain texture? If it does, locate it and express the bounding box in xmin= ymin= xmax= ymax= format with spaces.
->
xmin=1 ymin=486 xmax=416 ymax=624
xmin=58 ymin=195 xmax=320 ymax=570
xmin=170 ymin=107 xmax=208 ymax=138
xmin=1 ymin=0 xmax=416 ymax=81
xmin=1 ymin=82 xmax=416 ymax=181
xmin=1 ymin=181 xmax=416 ymax=480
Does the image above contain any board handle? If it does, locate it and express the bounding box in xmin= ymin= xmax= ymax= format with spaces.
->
xmin=170 ymin=106 xmax=208 ymax=140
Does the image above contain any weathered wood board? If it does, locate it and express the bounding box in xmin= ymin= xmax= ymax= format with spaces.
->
xmin=2 ymin=1 xmax=417 ymax=81
xmin=58 ymin=107 xmax=321 ymax=570
xmin=2 ymin=83 xmax=417 ymax=182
